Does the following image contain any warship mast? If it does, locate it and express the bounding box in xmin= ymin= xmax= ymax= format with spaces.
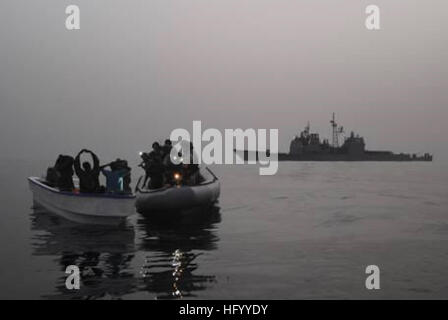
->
xmin=330 ymin=113 xmax=344 ymax=148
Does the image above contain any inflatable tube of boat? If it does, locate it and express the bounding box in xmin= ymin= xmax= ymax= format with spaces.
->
xmin=135 ymin=168 xmax=220 ymax=213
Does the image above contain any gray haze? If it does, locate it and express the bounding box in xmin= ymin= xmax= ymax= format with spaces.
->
xmin=1 ymin=0 xmax=447 ymax=162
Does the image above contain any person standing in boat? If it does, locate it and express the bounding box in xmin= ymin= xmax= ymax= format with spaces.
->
xmin=162 ymin=139 xmax=180 ymax=185
xmin=139 ymin=151 xmax=151 ymax=188
xmin=149 ymin=142 xmax=165 ymax=189
xmin=141 ymin=142 xmax=165 ymax=189
xmin=121 ymin=160 xmax=132 ymax=193
xmin=139 ymin=142 xmax=164 ymax=189
xmin=162 ymin=139 xmax=172 ymax=159
xmin=74 ymin=149 xmax=102 ymax=193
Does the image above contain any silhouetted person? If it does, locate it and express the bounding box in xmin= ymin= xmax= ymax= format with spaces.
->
xmin=182 ymin=163 xmax=201 ymax=186
xmin=162 ymin=139 xmax=172 ymax=159
xmin=74 ymin=149 xmax=101 ymax=193
xmin=151 ymin=142 xmax=163 ymax=157
xmin=139 ymin=151 xmax=151 ymax=188
xmin=162 ymin=139 xmax=181 ymax=185
xmin=121 ymin=160 xmax=132 ymax=193
xmin=56 ymin=155 xmax=75 ymax=191
xmin=101 ymin=159 xmax=132 ymax=193
xmin=147 ymin=142 xmax=165 ymax=189
xmin=46 ymin=167 xmax=59 ymax=187
xmin=46 ymin=155 xmax=75 ymax=191
xmin=182 ymin=142 xmax=202 ymax=186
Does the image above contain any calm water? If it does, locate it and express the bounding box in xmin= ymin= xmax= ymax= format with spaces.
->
xmin=1 ymin=158 xmax=448 ymax=299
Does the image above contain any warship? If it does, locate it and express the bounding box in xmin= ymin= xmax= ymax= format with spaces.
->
xmin=238 ymin=113 xmax=433 ymax=162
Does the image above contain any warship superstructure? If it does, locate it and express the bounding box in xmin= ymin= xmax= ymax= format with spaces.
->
xmin=239 ymin=113 xmax=433 ymax=162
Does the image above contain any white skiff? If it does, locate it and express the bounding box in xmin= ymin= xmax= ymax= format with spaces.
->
xmin=28 ymin=177 xmax=136 ymax=225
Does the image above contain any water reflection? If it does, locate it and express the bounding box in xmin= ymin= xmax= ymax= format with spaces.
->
xmin=30 ymin=207 xmax=136 ymax=299
xmin=137 ymin=205 xmax=221 ymax=299
xmin=30 ymin=204 xmax=222 ymax=299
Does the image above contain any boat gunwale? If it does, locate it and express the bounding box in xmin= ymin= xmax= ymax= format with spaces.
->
xmin=28 ymin=177 xmax=136 ymax=199
xmin=136 ymin=178 xmax=219 ymax=195
xmin=135 ymin=167 xmax=219 ymax=195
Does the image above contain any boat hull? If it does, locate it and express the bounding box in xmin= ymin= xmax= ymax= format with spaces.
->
xmin=135 ymin=179 xmax=220 ymax=214
xmin=28 ymin=177 xmax=136 ymax=225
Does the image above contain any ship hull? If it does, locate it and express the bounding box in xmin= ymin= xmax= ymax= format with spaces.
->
xmin=277 ymin=153 xmax=432 ymax=161
xmin=235 ymin=150 xmax=432 ymax=162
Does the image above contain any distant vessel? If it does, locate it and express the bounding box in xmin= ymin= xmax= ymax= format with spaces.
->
xmin=237 ymin=113 xmax=433 ymax=162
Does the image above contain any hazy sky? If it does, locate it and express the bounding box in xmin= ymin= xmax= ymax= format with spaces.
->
xmin=1 ymin=0 xmax=447 ymax=162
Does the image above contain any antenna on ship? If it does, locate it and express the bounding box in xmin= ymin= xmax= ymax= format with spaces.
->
xmin=330 ymin=113 xmax=344 ymax=148
xmin=330 ymin=113 xmax=338 ymax=147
